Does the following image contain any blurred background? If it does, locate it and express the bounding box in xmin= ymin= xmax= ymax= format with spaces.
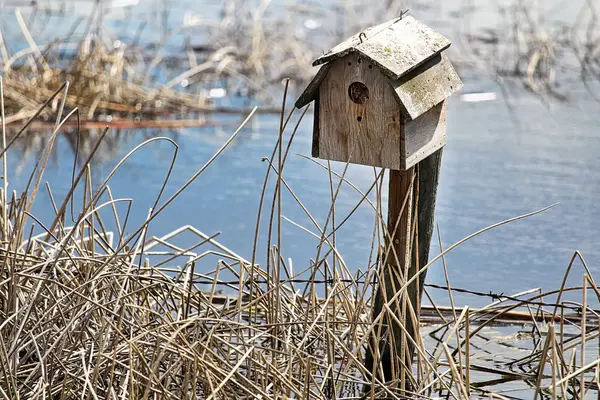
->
xmin=0 ymin=0 xmax=598 ymax=306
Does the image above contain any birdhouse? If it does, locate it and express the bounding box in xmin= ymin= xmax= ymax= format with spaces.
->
xmin=295 ymin=16 xmax=463 ymax=171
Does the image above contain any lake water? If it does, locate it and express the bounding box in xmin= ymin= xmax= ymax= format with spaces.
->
xmin=2 ymin=0 xmax=599 ymax=307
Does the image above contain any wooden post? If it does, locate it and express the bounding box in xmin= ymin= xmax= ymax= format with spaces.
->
xmin=415 ymin=149 xmax=444 ymax=300
xmin=364 ymin=149 xmax=443 ymax=392
xmin=386 ymin=166 xmax=417 ymax=386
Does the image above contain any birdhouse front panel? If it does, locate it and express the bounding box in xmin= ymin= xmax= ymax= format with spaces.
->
xmin=316 ymin=52 xmax=402 ymax=170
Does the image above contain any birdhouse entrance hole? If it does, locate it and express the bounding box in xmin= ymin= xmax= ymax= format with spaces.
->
xmin=348 ymin=82 xmax=369 ymax=104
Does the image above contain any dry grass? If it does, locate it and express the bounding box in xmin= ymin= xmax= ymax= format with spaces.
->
xmin=0 ymin=3 xmax=282 ymax=126
xmin=0 ymin=8 xmax=217 ymax=124
xmin=0 ymin=0 xmax=324 ymax=125
xmin=0 ymin=80 xmax=597 ymax=399
xmin=427 ymin=0 xmax=600 ymax=100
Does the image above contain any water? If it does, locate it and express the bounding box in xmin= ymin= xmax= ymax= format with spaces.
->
xmin=3 ymin=0 xmax=600 ymax=307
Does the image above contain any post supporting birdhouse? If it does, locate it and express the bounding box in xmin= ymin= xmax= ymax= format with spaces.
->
xmin=363 ymin=147 xmax=444 ymax=394
xmin=295 ymin=13 xmax=462 ymax=394
xmin=374 ymin=166 xmax=419 ymax=386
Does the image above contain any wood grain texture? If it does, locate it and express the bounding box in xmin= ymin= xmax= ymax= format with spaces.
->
xmin=402 ymin=100 xmax=446 ymax=169
xmin=392 ymin=53 xmax=462 ymax=121
xmin=387 ymin=169 xmax=414 ymax=281
xmin=387 ymin=168 xmax=418 ymax=385
xmin=317 ymin=52 xmax=401 ymax=169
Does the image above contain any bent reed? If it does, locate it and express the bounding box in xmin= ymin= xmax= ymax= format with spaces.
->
xmin=0 ymin=81 xmax=598 ymax=399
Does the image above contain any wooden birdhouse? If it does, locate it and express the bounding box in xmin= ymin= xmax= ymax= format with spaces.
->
xmin=295 ymin=15 xmax=463 ymax=171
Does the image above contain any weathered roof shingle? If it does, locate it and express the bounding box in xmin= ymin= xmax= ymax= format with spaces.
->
xmin=295 ymin=15 xmax=461 ymax=116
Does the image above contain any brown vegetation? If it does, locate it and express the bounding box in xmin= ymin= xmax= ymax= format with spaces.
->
xmin=0 ymin=83 xmax=598 ymax=398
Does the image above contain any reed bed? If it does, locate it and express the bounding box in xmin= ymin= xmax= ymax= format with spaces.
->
xmin=0 ymin=3 xmax=278 ymax=126
xmin=0 ymin=0 xmax=319 ymax=124
xmin=0 ymin=80 xmax=597 ymax=399
xmin=450 ymin=0 xmax=600 ymax=100
xmin=0 ymin=9 xmax=216 ymax=124
xmin=1 ymin=0 xmax=599 ymax=128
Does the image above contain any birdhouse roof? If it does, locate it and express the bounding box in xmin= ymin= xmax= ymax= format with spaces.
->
xmin=313 ymin=16 xmax=450 ymax=79
xmin=295 ymin=15 xmax=462 ymax=119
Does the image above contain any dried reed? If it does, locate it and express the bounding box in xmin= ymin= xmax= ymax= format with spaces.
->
xmin=0 ymin=80 xmax=597 ymax=399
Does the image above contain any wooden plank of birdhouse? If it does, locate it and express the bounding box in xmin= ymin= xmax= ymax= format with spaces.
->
xmin=295 ymin=64 xmax=332 ymax=109
xmin=312 ymin=17 xmax=403 ymax=67
xmin=355 ymin=16 xmax=451 ymax=80
xmin=312 ymin=92 xmax=320 ymax=157
xmin=402 ymin=101 xmax=446 ymax=169
xmin=317 ymin=52 xmax=401 ymax=169
xmin=392 ymin=53 xmax=463 ymax=121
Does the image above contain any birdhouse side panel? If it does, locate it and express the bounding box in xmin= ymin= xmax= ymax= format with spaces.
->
xmin=317 ymin=53 xmax=402 ymax=170
xmin=402 ymin=100 xmax=446 ymax=170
